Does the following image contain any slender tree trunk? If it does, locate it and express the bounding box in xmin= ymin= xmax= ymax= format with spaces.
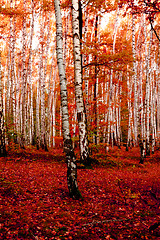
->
xmin=42 ymin=11 xmax=51 ymax=151
xmin=52 ymin=83 xmax=56 ymax=148
xmin=10 ymin=5 xmax=16 ymax=143
xmin=103 ymin=80 xmax=109 ymax=144
xmin=0 ymin=53 xmax=7 ymax=157
xmin=36 ymin=73 xmax=40 ymax=150
xmin=54 ymin=0 xmax=81 ymax=199
xmin=132 ymin=14 xmax=138 ymax=146
xmin=39 ymin=11 xmax=45 ymax=150
xmin=20 ymin=0 xmax=27 ymax=148
xmin=6 ymin=0 xmax=13 ymax=144
xmin=71 ymin=0 xmax=90 ymax=165
xmin=83 ymin=10 xmax=89 ymax=119
xmin=116 ymin=81 xmax=121 ymax=148
xmin=106 ymin=8 xmax=119 ymax=151
xmin=47 ymin=47 xmax=56 ymax=147
xmin=157 ymin=43 xmax=160 ymax=148
xmin=27 ymin=0 xmax=34 ymax=145
xmin=127 ymin=70 xmax=133 ymax=151
xmin=139 ymin=58 xmax=146 ymax=160
xmin=144 ymin=15 xmax=152 ymax=156
xmin=16 ymin=71 xmax=21 ymax=145
xmin=3 ymin=64 xmax=7 ymax=144
xmin=93 ymin=15 xmax=98 ymax=145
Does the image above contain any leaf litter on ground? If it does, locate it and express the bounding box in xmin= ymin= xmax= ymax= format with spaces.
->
xmin=0 ymin=146 xmax=160 ymax=239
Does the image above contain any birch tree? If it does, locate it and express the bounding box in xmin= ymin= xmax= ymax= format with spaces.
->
xmin=132 ymin=14 xmax=138 ymax=146
xmin=145 ymin=22 xmax=153 ymax=156
xmin=39 ymin=10 xmax=46 ymax=150
xmin=157 ymin=42 xmax=160 ymax=149
xmin=54 ymin=0 xmax=81 ymax=199
xmin=27 ymin=0 xmax=34 ymax=145
xmin=20 ymin=0 xmax=27 ymax=148
xmin=0 ymin=52 xmax=7 ymax=157
xmin=93 ymin=14 xmax=99 ymax=145
xmin=71 ymin=0 xmax=90 ymax=166
xmin=106 ymin=7 xmax=119 ymax=151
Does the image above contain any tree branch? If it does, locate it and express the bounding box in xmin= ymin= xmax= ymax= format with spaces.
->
xmin=144 ymin=0 xmax=160 ymax=12
xmin=149 ymin=18 xmax=160 ymax=42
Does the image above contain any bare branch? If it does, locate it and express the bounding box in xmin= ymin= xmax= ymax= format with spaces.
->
xmin=149 ymin=18 xmax=160 ymax=42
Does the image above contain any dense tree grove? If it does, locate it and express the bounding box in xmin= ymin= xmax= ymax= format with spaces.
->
xmin=0 ymin=0 xmax=159 ymax=159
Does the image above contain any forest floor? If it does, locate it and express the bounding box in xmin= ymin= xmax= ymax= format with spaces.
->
xmin=0 ymin=145 xmax=160 ymax=239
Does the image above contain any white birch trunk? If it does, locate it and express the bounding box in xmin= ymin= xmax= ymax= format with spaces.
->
xmin=0 ymin=53 xmax=7 ymax=156
xmin=20 ymin=0 xmax=27 ymax=148
xmin=156 ymin=43 xmax=160 ymax=148
xmin=139 ymin=59 xmax=146 ymax=159
xmin=36 ymin=73 xmax=40 ymax=149
xmin=39 ymin=11 xmax=45 ymax=150
xmin=27 ymin=0 xmax=34 ymax=145
xmin=54 ymin=0 xmax=81 ymax=199
xmin=145 ymin=26 xmax=153 ymax=155
xmin=83 ymin=8 xmax=89 ymax=120
xmin=16 ymin=70 xmax=21 ymax=144
xmin=71 ymin=0 xmax=90 ymax=165
xmin=132 ymin=14 xmax=138 ymax=145
xmin=127 ymin=70 xmax=133 ymax=150
xmin=103 ymin=80 xmax=109 ymax=144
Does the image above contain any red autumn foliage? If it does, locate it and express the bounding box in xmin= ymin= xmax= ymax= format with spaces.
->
xmin=0 ymin=146 xmax=160 ymax=239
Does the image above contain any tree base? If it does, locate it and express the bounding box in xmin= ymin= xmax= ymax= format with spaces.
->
xmin=139 ymin=158 xmax=144 ymax=164
xmin=69 ymin=188 xmax=83 ymax=200
xmin=0 ymin=148 xmax=7 ymax=157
